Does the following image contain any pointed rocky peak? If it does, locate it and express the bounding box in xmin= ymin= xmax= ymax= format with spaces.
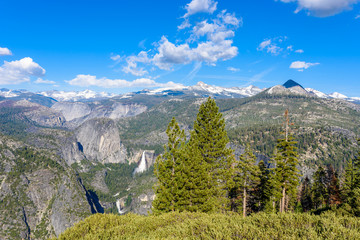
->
xmin=282 ymin=80 xmax=304 ymax=89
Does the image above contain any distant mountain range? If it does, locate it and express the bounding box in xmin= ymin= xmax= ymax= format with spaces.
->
xmin=0 ymin=80 xmax=359 ymax=104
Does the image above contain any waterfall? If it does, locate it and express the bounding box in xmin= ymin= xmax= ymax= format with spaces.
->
xmin=133 ymin=151 xmax=147 ymax=174
xmin=116 ymin=199 xmax=126 ymax=215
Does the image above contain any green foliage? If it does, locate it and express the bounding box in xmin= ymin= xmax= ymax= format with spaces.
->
xmin=342 ymin=140 xmax=360 ymax=216
xmin=8 ymin=146 xmax=65 ymax=180
xmin=55 ymin=211 xmax=360 ymax=240
xmin=300 ymin=177 xmax=313 ymax=212
xmin=312 ymin=166 xmax=328 ymax=209
xmin=270 ymin=111 xmax=300 ymax=213
xmin=153 ymin=117 xmax=186 ymax=213
xmin=175 ymin=141 xmax=216 ymax=213
xmin=189 ymin=97 xmax=235 ymax=210
xmin=232 ymin=144 xmax=260 ymax=216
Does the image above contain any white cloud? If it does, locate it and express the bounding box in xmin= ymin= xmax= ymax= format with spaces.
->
xmin=356 ymin=14 xmax=360 ymax=19
xmin=67 ymin=74 xmax=184 ymax=89
xmin=122 ymin=51 xmax=150 ymax=76
xmin=123 ymin=8 xmax=241 ymax=74
xmin=178 ymin=19 xmax=191 ymax=30
xmin=278 ymin=0 xmax=360 ymax=17
xmin=295 ymin=49 xmax=304 ymax=53
xmin=218 ymin=10 xmax=243 ymax=27
xmin=0 ymin=47 xmax=12 ymax=56
xmin=257 ymin=39 xmax=272 ymax=50
xmin=35 ymin=78 xmax=55 ymax=84
xmin=183 ymin=0 xmax=218 ymax=18
xmin=289 ymin=60 xmax=319 ymax=71
xmin=257 ymin=37 xmax=301 ymax=56
xmin=227 ymin=67 xmax=240 ymax=72
xmin=0 ymin=57 xmax=46 ymax=84
xmin=110 ymin=54 xmax=121 ymax=61
xmin=152 ymin=36 xmax=238 ymax=70
xmin=257 ymin=39 xmax=283 ymax=55
xmin=152 ymin=37 xmax=194 ymax=70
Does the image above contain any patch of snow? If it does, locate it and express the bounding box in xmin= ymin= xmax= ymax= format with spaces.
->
xmin=40 ymin=89 xmax=118 ymax=101
xmin=329 ymin=92 xmax=348 ymax=99
xmin=0 ymin=89 xmax=19 ymax=98
xmin=305 ymin=88 xmax=329 ymax=98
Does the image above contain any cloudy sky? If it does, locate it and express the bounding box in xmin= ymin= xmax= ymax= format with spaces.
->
xmin=0 ymin=0 xmax=359 ymax=96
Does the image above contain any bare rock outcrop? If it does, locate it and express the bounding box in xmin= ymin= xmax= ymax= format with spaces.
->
xmin=75 ymin=118 xmax=126 ymax=164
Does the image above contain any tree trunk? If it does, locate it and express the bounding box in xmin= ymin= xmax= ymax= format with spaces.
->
xmin=243 ymin=187 xmax=247 ymax=217
xmin=281 ymin=187 xmax=286 ymax=213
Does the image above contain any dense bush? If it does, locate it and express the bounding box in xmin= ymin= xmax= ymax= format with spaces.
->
xmin=56 ymin=211 xmax=360 ymax=240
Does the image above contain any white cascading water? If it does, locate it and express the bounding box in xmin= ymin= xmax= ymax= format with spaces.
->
xmin=133 ymin=151 xmax=147 ymax=174
xmin=116 ymin=199 xmax=126 ymax=215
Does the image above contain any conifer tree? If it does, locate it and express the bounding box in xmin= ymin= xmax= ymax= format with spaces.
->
xmin=153 ymin=117 xmax=185 ymax=214
xmin=343 ymin=139 xmax=360 ymax=215
xmin=272 ymin=110 xmax=299 ymax=213
xmin=312 ymin=166 xmax=327 ymax=209
xmin=189 ymin=97 xmax=235 ymax=210
xmin=234 ymin=144 xmax=260 ymax=217
xmin=300 ymin=177 xmax=313 ymax=212
xmin=254 ymin=160 xmax=272 ymax=212
xmin=327 ymin=165 xmax=341 ymax=206
xmin=176 ymin=140 xmax=216 ymax=213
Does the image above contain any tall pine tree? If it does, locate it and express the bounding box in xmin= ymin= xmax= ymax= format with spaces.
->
xmin=153 ymin=117 xmax=185 ymax=214
xmin=234 ymin=144 xmax=260 ymax=217
xmin=300 ymin=177 xmax=313 ymax=212
xmin=312 ymin=166 xmax=327 ymax=209
xmin=343 ymin=139 xmax=360 ymax=215
xmin=189 ymin=97 xmax=235 ymax=211
xmin=176 ymin=140 xmax=217 ymax=213
xmin=272 ymin=110 xmax=299 ymax=213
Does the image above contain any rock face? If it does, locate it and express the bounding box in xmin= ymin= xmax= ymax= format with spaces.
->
xmin=1 ymin=100 xmax=65 ymax=128
xmin=51 ymin=101 xmax=147 ymax=128
xmin=75 ymin=118 xmax=126 ymax=164
xmin=0 ymin=136 xmax=94 ymax=240
xmin=52 ymin=102 xmax=91 ymax=121
xmin=267 ymin=85 xmax=309 ymax=96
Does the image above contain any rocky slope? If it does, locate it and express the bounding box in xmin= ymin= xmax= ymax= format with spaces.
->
xmin=0 ymin=135 xmax=96 ymax=240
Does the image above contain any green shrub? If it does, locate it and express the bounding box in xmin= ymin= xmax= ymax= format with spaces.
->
xmin=56 ymin=211 xmax=360 ymax=240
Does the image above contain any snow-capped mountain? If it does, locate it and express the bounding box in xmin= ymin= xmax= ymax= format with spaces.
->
xmin=0 ymin=81 xmax=358 ymax=105
xmin=306 ymin=88 xmax=359 ymax=103
xmin=0 ymin=88 xmax=21 ymax=98
xmin=188 ymin=81 xmax=263 ymax=97
xmin=137 ymin=81 xmax=264 ymax=98
xmin=39 ymin=90 xmax=118 ymax=102
xmin=328 ymin=92 xmax=348 ymax=99
xmin=305 ymin=88 xmax=330 ymax=98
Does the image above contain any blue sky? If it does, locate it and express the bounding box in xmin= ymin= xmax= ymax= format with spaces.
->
xmin=0 ymin=0 xmax=359 ymax=96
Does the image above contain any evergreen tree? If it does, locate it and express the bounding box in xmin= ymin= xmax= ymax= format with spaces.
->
xmin=343 ymin=139 xmax=360 ymax=215
xmin=153 ymin=117 xmax=185 ymax=214
xmin=300 ymin=176 xmax=313 ymax=212
xmin=254 ymin=160 xmax=272 ymax=212
xmin=312 ymin=166 xmax=327 ymax=209
xmin=234 ymin=144 xmax=260 ymax=217
xmin=189 ymin=97 xmax=235 ymax=210
xmin=272 ymin=110 xmax=299 ymax=213
xmin=176 ymin=140 xmax=216 ymax=213
xmin=327 ymin=165 xmax=341 ymax=206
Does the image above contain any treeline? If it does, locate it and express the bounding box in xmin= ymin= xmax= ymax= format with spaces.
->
xmin=153 ymin=97 xmax=360 ymax=217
